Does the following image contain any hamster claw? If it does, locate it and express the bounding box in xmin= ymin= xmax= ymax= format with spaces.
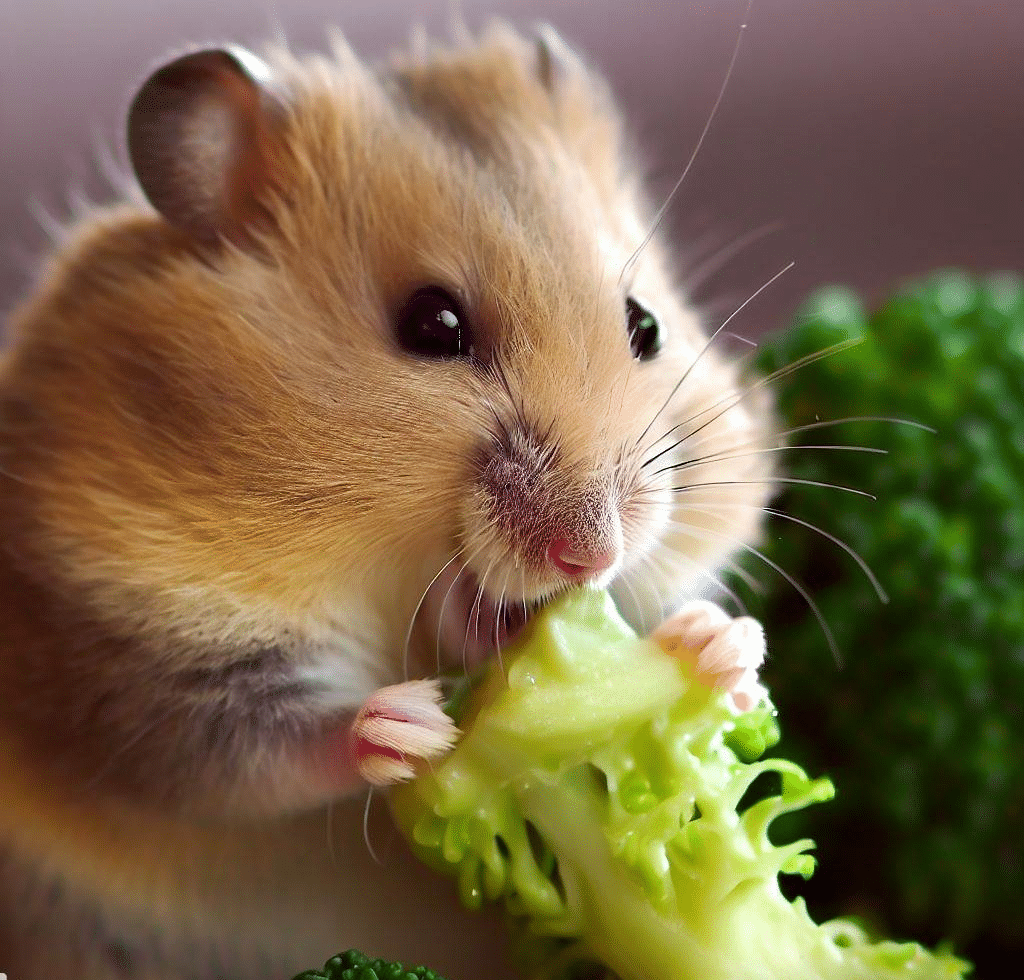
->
xmin=350 ymin=679 xmax=460 ymax=786
xmin=653 ymin=600 xmax=767 ymax=711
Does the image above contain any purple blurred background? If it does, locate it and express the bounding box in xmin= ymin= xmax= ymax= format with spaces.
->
xmin=2 ymin=0 xmax=1022 ymax=334
xmin=0 ymin=2 xmax=1021 ymax=976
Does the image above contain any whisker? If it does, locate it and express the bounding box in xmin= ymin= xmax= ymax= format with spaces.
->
xmin=650 ymin=443 xmax=887 ymax=479
xmin=517 ymin=568 xmax=529 ymax=612
xmin=648 ymin=414 xmax=934 ymax=471
xmin=683 ymin=220 xmax=785 ymax=294
xmin=521 ymin=567 xmax=530 ymax=658
xmin=769 ymin=415 xmax=937 ymax=437
xmin=616 ymin=568 xmax=652 ymax=634
xmin=723 ymin=331 xmax=759 ymax=348
xmin=676 ymin=500 xmax=886 ymax=602
xmin=635 ymin=551 xmax=670 ymax=622
xmin=762 ymin=506 xmax=887 ymax=603
xmin=715 ymin=553 xmax=763 ymax=599
xmin=640 ymin=334 xmax=860 ymax=465
xmin=404 ymin=547 xmax=466 ymax=682
xmin=363 ymin=786 xmax=382 ymax=865
xmin=635 ymin=259 xmax=795 ymax=452
xmin=493 ymin=567 xmax=511 ymax=679
xmin=663 ymin=476 xmax=876 ymax=499
xmin=85 ymin=697 xmax=182 ymax=791
xmin=647 ymin=527 xmax=752 ymax=615
xmin=669 ymin=514 xmax=842 ymax=667
xmin=681 ymin=550 xmax=750 ymax=615
xmin=643 ymin=417 xmax=764 ymax=469
xmin=464 ymin=577 xmax=485 ymax=678
xmin=620 ymin=0 xmax=753 ymax=284
xmin=435 ymin=541 xmax=488 ymax=673
xmin=463 ymin=560 xmax=497 ymax=678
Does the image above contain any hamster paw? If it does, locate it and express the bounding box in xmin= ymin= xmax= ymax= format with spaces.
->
xmin=350 ymin=679 xmax=459 ymax=786
xmin=652 ymin=601 xmax=767 ymax=711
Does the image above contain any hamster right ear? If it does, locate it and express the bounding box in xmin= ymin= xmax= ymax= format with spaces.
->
xmin=532 ymin=24 xmax=580 ymax=93
xmin=127 ymin=46 xmax=288 ymax=243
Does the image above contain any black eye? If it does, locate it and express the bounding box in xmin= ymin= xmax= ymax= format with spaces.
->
xmin=627 ymin=297 xmax=662 ymax=361
xmin=396 ymin=287 xmax=472 ymax=360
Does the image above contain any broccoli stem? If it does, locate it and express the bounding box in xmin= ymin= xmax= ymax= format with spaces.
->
xmin=392 ymin=589 xmax=971 ymax=980
xmin=517 ymin=766 xmax=958 ymax=980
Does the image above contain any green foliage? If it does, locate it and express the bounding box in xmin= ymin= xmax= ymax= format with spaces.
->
xmin=292 ymin=949 xmax=447 ymax=980
xmin=741 ymin=271 xmax=1024 ymax=963
xmin=391 ymin=589 xmax=969 ymax=980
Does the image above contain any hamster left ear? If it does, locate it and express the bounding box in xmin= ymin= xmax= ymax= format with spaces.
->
xmin=127 ymin=46 xmax=287 ymax=244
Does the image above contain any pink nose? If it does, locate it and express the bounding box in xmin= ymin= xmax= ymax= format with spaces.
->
xmin=547 ymin=538 xmax=617 ymax=579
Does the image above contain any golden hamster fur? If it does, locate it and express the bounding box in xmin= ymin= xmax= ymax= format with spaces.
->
xmin=0 ymin=24 xmax=774 ymax=980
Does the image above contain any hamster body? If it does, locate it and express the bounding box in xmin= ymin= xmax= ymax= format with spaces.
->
xmin=0 ymin=25 xmax=774 ymax=980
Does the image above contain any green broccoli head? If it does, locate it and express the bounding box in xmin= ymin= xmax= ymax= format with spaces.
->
xmin=293 ymin=949 xmax=448 ymax=980
xmin=741 ymin=271 xmax=1024 ymax=962
xmin=391 ymin=589 xmax=969 ymax=980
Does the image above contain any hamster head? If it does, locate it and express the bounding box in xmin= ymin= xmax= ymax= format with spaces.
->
xmin=0 ymin=26 xmax=773 ymax=815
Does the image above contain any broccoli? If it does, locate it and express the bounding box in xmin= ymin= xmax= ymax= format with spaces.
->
xmin=390 ymin=588 xmax=969 ymax=980
xmin=737 ymin=270 xmax=1024 ymax=971
xmin=293 ymin=949 xmax=448 ymax=980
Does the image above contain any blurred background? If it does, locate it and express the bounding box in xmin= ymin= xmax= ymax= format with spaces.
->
xmin=2 ymin=0 xmax=1023 ymax=330
xmin=2 ymin=1 xmax=1022 ymax=977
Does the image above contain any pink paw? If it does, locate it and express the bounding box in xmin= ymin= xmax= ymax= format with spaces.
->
xmin=652 ymin=601 xmax=767 ymax=711
xmin=350 ymin=680 xmax=459 ymax=786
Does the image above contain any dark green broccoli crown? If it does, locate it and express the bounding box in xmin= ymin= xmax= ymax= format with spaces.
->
xmin=742 ymin=271 xmax=1024 ymax=965
xmin=293 ymin=949 xmax=447 ymax=980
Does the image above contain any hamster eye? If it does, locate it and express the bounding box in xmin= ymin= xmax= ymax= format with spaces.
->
xmin=396 ymin=287 xmax=472 ymax=360
xmin=627 ymin=297 xmax=662 ymax=361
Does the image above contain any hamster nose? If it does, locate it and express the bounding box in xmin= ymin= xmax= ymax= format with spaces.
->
xmin=547 ymin=538 xmax=617 ymax=579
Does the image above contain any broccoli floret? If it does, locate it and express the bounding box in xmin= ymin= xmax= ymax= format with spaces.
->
xmin=293 ymin=949 xmax=448 ymax=980
xmin=739 ymin=271 xmax=1024 ymax=968
xmin=391 ymin=588 xmax=969 ymax=980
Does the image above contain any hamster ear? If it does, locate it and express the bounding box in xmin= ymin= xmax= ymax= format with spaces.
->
xmin=127 ymin=46 xmax=287 ymax=243
xmin=532 ymin=25 xmax=580 ymax=92
xmin=529 ymin=25 xmax=622 ymax=184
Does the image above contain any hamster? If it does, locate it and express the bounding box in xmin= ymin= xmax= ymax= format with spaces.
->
xmin=0 ymin=23 xmax=774 ymax=980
